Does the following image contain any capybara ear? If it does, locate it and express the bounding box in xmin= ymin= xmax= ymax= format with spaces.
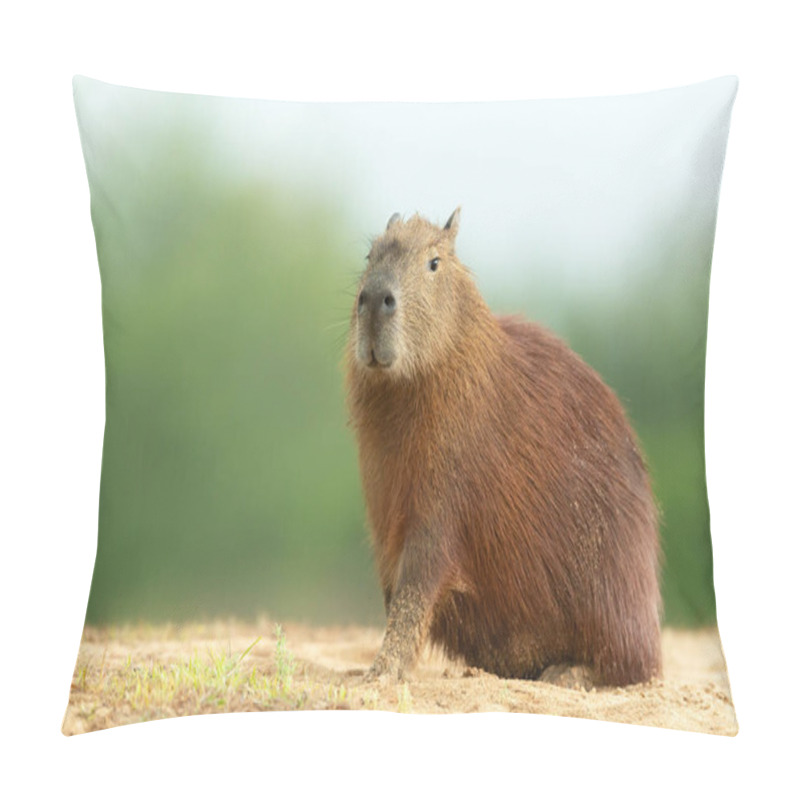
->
xmin=386 ymin=212 xmax=402 ymax=230
xmin=443 ymin=207 xmax=461 ymax=238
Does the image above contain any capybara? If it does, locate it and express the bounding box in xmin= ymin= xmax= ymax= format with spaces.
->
xmin=345 ymin=209 xmax=661 ymax=687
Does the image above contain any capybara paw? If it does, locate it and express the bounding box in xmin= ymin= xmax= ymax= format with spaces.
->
xmin=363 ymin=670 xmax=390 ymax=687
xmin=364 ymin=655 xmax=403 ymax=684
xmin=538 ymin=664 xmax=594 ymax=691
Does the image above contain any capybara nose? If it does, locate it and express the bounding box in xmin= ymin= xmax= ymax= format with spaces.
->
xmin=381 ymin=291 xmax=396 ymax=314
xmin=358 ymin=287 xmax=397 ymax=317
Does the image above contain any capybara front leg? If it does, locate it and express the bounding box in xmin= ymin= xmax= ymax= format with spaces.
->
xmin=367 ymin=529 xmax=446 ymax=681
xmin=367 ymin=583 xmax=434 ymax=681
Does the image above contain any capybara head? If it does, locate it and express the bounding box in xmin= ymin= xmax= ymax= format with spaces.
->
xmin=351 ymin=208 xmax=482 ymax=380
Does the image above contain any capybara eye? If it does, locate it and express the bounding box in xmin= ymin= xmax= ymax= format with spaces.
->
xmin=429 ymin=257 xmax=440 ymax=272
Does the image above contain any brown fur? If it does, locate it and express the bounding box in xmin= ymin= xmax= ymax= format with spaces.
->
xmin=346 ymin=210 xmax=662 ymax=687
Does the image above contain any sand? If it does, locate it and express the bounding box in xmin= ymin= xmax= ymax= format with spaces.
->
xmin=62 ymin=620 xmax=737 ymax=736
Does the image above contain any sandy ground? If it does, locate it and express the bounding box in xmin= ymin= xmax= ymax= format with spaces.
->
xmin=63 ymin=620 xmax=737 ymax=736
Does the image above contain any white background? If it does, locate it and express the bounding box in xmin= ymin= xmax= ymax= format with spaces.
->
xmin=2 ymin=1 xmax=798 ymax=797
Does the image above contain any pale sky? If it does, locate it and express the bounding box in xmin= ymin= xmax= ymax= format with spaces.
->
xmin=75 ymin=76 xmax=737 ymax=296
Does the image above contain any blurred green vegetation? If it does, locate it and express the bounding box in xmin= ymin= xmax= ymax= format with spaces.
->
xmin=84 ymin=122 xmax=717 ymax=630
xmin=86 ymin=129 xmax=382 ymax=625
